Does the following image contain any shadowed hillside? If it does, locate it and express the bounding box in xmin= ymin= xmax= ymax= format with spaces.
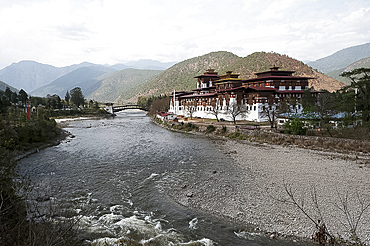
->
xmin=87 ymin=69 xmax=163 ymax=103
xmin=30 ymin=66 xmax=115 ymax=97
xmin=0 ymin=81 xmax=18 ymax=92
xmin=326 ymin=57 xmax=370 ymax=85
xmin=308 ymin=42 xmax=370 ymax=73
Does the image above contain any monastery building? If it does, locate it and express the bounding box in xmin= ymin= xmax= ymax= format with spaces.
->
xmin=169 ymin=67 xmax=314 ymax=122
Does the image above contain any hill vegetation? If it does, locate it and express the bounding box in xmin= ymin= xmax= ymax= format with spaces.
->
xmin=87 ymin=69 xmax=163 ymax=103
xmin=122 ymin=51 xmax=344 ymax=103
xmin=30 ymin=66 xmax=115 ymax=97
xmin=131 ymin=51 xmax=240 ymax=101
xmin=223 ymin=52 xmax=344 ymax=92
xmin=0 ymin=50 xmax=349 ymax=103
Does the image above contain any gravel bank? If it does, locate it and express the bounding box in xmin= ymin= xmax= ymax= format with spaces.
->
xmin=162 ymin=138 xmax=370 ymax=244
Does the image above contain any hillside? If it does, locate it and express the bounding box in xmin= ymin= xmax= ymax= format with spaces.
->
xmin=124 ymin=51 xmax=344 ymax=102
xmin=87 ymin=69 xmax=163 ymax=103
xmin=224 ymin=52 xmax=344 ymax=92
xmin=0 ymin=61 xmax=117 ymax=93
xmin=128 ymin=51 xmax=241 ymax=101
xmin=326 ymin=57 xmax=370 ymax=85
xmin=0 ymin=61 xmax=63 ymax=92
xmin=30 ymin=66 xmax=115 ymax=97
xmin=307 ymin=42 xmax=370 ymax=73
xmin=0 ymin=81 xmax=18 ymax=92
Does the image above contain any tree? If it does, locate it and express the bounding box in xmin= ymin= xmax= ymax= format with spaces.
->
xmin=70 ymin=87 xmax=84 ymax=108
xmin=260 ymin=99 xmax=279 ymax=128
xmin=18 ymin=89 xmax=28 ymax=106
xmin=65 ymin=91 xmax=70 ymax=107
xmin=185 ymin=100 xmax=197 ymax=119
xmin=149 ymin=97 xmax=170 ymax=115
xmin=227 ymin=103 xmax=249 ymax=124
xmin=315 ymin=92 xmax=337 ymax=136
xmin=210 ymin=100 xmax=222 ymax=122
xmin=4 ymin=87 xmax=12 ymax=102
xmin=341 ymin=68 xmax=370 ymax=123
xmin=283 ymin=118 xmax=307 ymax=135
xmin=302 ymin=88 xmax=317 ymax=112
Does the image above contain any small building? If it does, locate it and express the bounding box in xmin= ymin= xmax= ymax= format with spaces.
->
xmin=156 ymin=111 xmax=176 ymax=121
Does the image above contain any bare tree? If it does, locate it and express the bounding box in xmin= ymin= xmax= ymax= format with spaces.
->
xmin=273 ymin=182 xmax=370 ymax=246
xmin=185 ymin=100 xmax=197 ymax=119
xmin=210 ymin=100 xmax=221 ymax=122
xmin=260 ymin=100 xmax=279 ymax=128
xmin=227 ymin=103 xmax=249 ymax=124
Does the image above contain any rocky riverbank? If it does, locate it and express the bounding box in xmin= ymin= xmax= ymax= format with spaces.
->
xmin=155 ymin=119 xmax=370 ymax=244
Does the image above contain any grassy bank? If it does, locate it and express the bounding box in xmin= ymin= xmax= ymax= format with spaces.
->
xmin=0 ymin=106 xmax=104 ymax=245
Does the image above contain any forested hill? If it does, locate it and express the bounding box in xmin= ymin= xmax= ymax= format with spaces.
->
xmin=87 ymin=69 xmax=163 ymax=103
xmin=131 ymin=51 xmax=240 ymax=101
xmin=125 ymin=51 xmax=344 ymax=102
xmin=224 ymin=52 xmax=345 ymax=92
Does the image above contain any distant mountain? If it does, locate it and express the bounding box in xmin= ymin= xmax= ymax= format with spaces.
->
xmin=87 ymin=69 xmax=163 ymax=103
xmin=308 ymin=42 xmax=370 ymax=73
xmin=0 ymin=54 xmax=344 ymax=103
xmin=31 ymin=66 xmax=115 ymax=98
xmin=326 ymin=57 xmax=370 ymax=85
xmin=0 ymin=81 xmax=18 ymax=92
xmin=122 ymin=59 xmax=176 ymax=70
xmin=0 ymin=59 xmax=175 ymax=94
xmin=0 ymin=60 xmax=117 ymax=93
xmin=122 ymin=51 xmax=344 ymax=102
xmin=0 ymin=61 xmax=63 ymax=92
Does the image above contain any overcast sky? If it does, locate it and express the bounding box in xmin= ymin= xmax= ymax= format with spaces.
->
xmin=0 ymin=0 xmax=369 ymax=69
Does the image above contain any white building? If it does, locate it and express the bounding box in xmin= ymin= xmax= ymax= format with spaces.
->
xmin=169 ymin=67 xmax=315 ymax=122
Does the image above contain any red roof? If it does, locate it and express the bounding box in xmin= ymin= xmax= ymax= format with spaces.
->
xmin=278 ymin=90 xmax=304 ymax=93
xmin=194 ymin=74 xmax=220 ymax=78
xmin=246 ymin=86 xmax=278 ymax=91
xmin=180 ymin=92 xmax=217 ymax=98
xmin=243 ymin=75 xmax=314 ymax=82
xmin=217 ymin=86 xmax=245 ymax=92
xmin=157 ymin=112 xmax=170 ymax=117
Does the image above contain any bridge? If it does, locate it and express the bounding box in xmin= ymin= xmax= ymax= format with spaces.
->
xmin=105 ymin=103 xmax=148 ymax=114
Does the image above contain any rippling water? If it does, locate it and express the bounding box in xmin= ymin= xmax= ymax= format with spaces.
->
xmin=19 ymin=110 xmax=304 ymax=245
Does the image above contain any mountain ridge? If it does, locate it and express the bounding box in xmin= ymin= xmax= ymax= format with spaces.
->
xmin=0 ymin=59 xmax=176 ymax=93
xmin=308 ymin=42 xmax=370 ymax=73
xmin=119 ymin=51 xmax=344 ymax=103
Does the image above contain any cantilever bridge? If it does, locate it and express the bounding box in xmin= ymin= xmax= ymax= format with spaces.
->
xmin=105 ymin=103 xmax=148 ymax=114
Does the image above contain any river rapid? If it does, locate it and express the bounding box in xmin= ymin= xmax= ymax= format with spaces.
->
xmin=19 ymin=110 xmax=304 ymax=245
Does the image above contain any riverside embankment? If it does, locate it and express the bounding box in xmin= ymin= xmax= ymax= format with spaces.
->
xmin=155 ymin=118 xmax=370 ymax=244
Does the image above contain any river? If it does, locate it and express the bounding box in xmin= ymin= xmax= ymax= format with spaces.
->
xmin=19 ymin=110 xmax=306 ymax=245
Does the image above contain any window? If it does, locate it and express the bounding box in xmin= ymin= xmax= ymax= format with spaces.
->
xmin=254 ymin=106 xmax=256 ymax=111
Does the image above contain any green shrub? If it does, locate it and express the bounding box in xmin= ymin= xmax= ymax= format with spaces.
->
xmin=283 ymin=118 xmax=307 ymax=135
xmin=206 ymin=125 xmax=216 ymax=133
xmin=184 ymin=123 xmax=198 ymax=131
xmin=228 ymin=132 xmax=248 ymax=140
xmin=221 ymin=126 xmax=227 ymax=133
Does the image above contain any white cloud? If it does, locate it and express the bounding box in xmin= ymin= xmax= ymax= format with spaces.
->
xmin=0 ymin=0 xmax=369 ymax=69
